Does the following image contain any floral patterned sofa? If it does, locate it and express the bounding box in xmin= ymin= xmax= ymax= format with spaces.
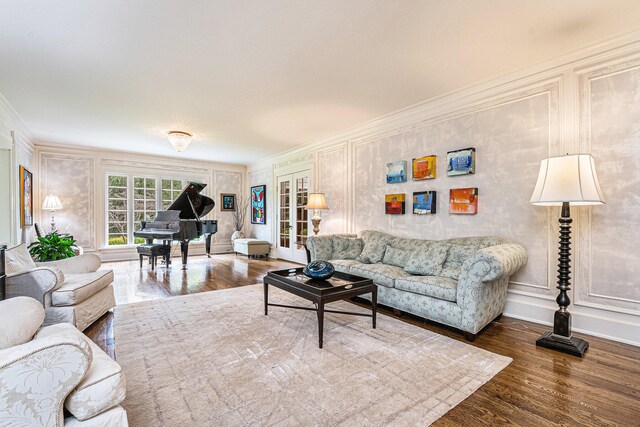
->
xmin=306 ymin=230 xmax=527 ymax=340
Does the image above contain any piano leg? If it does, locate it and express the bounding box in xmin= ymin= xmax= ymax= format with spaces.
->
xmin=205 ymin=233 xmax=212 ymax=258
xmin=180 ymin=240 xmax=190 ymax=270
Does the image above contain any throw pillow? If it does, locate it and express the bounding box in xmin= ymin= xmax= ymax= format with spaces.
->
xmin=440 ymin=244 xmax=483 ymax=280
xmin=357 ymin=230 xmax=394 ymax=264
xmin=382 ymin=246 xmax=410 ymax=268
xmin=332 ymin=237 xmax=364 ymax=260
xmin=0 ymin=297 xmax=45 ymax=350
xmin=403 ymin=242 xmax=451 ymax=276
xmin=4 ymin=243 xmax=37 ymax=275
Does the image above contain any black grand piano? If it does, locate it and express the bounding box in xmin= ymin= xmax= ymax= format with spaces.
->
xmin=134 ymin=182 xmax=218 ymax=269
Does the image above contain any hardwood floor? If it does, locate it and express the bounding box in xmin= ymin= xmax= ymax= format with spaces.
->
xmin=85 ymin=254 xmax=640 ymax=426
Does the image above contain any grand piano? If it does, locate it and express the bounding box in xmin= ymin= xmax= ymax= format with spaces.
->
xmin=134 ymin=182 xmax=218 ymax=269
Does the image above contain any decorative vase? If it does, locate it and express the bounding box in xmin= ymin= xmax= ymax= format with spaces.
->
xmin=303 ymin=260 xmax=335 ymax=280
xmin=231 ymin=230 xmax=244 ymax=243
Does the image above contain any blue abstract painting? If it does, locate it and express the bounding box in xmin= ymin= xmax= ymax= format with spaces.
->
xmin=386 ymin=160 xmax=407 ymax=183
xmin=447 ymin=147 xmax=476 ymax=176
xmin=413 ymin=191 xmax=437 ymax=215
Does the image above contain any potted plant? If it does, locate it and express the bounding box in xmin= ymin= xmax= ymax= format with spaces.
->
xmin=28 ymin=232 xmax=77 ymax=261
xmin=231 ymin=195 xmax=250 ymax=243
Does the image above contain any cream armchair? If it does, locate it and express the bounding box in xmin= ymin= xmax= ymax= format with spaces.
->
xmin=3 ymin=243 xmax=115 ymax=331
xmin=0 ymin=297 xmax=128 ymax=426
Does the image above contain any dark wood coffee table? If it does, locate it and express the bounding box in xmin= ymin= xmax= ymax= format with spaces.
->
xmin=263 ymin=267 xmax=377 ymax=349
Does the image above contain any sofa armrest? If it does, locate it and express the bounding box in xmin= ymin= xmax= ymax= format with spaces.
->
xmin=37 ymin=253 xmax=102 ymax=274
xmin=5 ymin=267 xmax=64 ymax=307
xmin=456 ymin=243 xmax=528 ymax=334
xmin=0 ymin=333 xmax=92 ymax=427
xmin=307 ymin=234 xmax=358 ymax=261
xmin=460 ymin=243 xmax=528 ymax=283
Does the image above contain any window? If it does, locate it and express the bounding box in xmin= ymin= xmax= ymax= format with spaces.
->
xmin=105 ymin=174 xmax=208 ymax=247
xmin=133 ymin=177 xmax=157 ymax=244
xmin=107 ymin=175 xmax=128 ymax=245
xmin=161 ymin=178 xmax=183 ymax=209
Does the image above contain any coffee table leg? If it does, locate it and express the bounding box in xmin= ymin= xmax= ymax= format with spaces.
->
xmin=372 ymin=286 xmax=377 ymax=329
xmin=263 ymin=283 xmax=268 ymax=315
xmin=317 ymin=302 xmax=324 ymax=349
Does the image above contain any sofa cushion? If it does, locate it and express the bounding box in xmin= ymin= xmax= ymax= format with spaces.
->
xmin=357 ymin=230 xmax=394 ymax=264
xmin=350 ymin=263 xmax=412 ymax=288
xmin=4 ymin=243 xmax=37 ymax=275
xmin=382 ymin=246 xmax=410 ymax=268
xmin=52 ymin=270 xmax=114 ymax=306
xmin=395 ymin=276 xmax=458 ymax=302
xmin=37 ymin=323 xmax=126 ymax=421
xmin=403 ymin=242 xmax=451 ymax=276
xmin=0 ymin=296 xmax=45 ymax=350
xmin=331 ymin=237 xmax=364 ymax=260
xmin=441 ymin=244 xmax=483 ymax=280
xmin=328 ymin=259 xmax=361 ymax=274
xmin=307 ymin=235 xmax=334 ymax=260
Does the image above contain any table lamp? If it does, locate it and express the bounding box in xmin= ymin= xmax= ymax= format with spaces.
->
xmin=530 ymin=153 xmax=605 ymax=357
xmin=306 ymin=193 xmax=328 ymax=235
xmin=42 ymin=194 xmax=63 ymax=233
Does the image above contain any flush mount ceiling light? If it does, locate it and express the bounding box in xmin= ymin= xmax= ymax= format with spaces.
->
xmin=167 ymin=131 xmax=192 ymax=152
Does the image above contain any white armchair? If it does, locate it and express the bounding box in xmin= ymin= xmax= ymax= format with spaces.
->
xmin=0 ymin=297 xmax=128 ymax=426
xmin=3 ymin=243 xmax=116 ymax=331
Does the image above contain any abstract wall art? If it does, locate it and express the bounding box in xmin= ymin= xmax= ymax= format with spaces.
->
xmin=251 ymin=185 xmax=266 ymax=224
xmin=413 ymin=191 xmax=437 ymax=215
xmin=412 ymin=155 xmax=437 ymax=180
xmin=386 ymin=160 xmax=407 ymax=183
xmin=385 ymin=194 xmax=405 ymax=214
xmin=449 ymin=188 xmax=478 ymax=215
xmin=447 ymin=147 xmax=476 ymax=176
xmin=19 ymin=165 xmax=33 ymax=228
xmin=220 ymin=193 xmax=236 ymax=211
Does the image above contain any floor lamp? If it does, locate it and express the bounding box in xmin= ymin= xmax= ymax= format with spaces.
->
xmin=530 ymin=153 xmax=605 ymax=357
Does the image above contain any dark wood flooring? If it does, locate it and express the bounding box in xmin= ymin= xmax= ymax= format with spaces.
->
xmin=85 ymin=254 xmax=640 ymax=426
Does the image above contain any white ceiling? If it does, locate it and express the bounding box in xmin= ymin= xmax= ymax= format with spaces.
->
xmin=1 ymin=0 xmax=640 ymax=165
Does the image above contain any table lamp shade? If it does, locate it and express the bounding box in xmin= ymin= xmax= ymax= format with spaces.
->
xmin=530 ymin=154 xmax=605 ymax=206
xmin=42 ymin=195 xmax=63 ymax=210
xmin=306 ymin=193 xmax=328 ymax=210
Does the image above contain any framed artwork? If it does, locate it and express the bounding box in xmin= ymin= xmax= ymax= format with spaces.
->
xmin=412 ymin=155 xmax=437 ymax=180
xmin=220 ymin=193 xmax=236 ymax=211
xmin=251 ymin=185 xmax=266 ymax=224
xmin=413 ymin=191 xmax=437 ymax=215
xmin=447 ymin=147 xmax=476 ymax=176
xmin=385 ymin=194 xmax=405 ymax=215
xmin=449 ymin=188 xmax=478 ymax=215
xmin=386 ymin=160 xmax=407 ymax=184
xmin=19 ymin=165 xmax=33 ymax=227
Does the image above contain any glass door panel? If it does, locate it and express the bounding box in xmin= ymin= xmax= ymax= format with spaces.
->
xmin=295 ymin=176 xmax=309 ymax=250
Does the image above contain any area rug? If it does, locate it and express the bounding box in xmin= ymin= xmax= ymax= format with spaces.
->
xmin=114 ymin=284 xmax=511 ymax=426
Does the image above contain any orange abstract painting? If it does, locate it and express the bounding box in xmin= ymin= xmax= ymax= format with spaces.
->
xmin=412 ymin=155 xmax=436 ymax=180
xmin=449 ymin=188 xmax=478 ymax=215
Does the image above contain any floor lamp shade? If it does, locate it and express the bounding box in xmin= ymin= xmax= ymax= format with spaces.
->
xmin=530 ymin=154 xmax=605 ymax=206
xmin=530 ymin=153 xmax=604 ymax=357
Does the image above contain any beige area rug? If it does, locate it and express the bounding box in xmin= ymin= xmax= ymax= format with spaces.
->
xmin=114 ymin=284 xmax=511 ymax=426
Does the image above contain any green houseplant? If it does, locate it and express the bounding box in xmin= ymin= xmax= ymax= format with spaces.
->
xmin=28 ymin=232 xmax=77 ymax=261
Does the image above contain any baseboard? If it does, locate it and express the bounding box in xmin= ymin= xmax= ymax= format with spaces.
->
xmin=98 ymin=242 xmax=234 ymax=262
xmin=504 ymin=291 xmax=640 ymax=347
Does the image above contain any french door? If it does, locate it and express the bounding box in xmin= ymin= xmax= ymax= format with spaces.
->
xmin=276 ymin=170 xmax=310 ymax=263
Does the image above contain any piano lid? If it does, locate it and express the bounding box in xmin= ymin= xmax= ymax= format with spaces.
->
xmin=167 ymin=182 xmax=215 ymax=220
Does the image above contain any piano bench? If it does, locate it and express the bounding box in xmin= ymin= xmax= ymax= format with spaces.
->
xmin=137 ymin=244 xmax=172 ymax=270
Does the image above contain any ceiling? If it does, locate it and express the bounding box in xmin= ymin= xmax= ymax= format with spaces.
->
xmin=1 ymin=0 xmax=640 ymax=165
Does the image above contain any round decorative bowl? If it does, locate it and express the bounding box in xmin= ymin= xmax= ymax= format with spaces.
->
xmin=303 ymin=260 xmax=335 ymax=280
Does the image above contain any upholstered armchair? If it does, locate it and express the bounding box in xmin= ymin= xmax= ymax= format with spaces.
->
xmin=0 ymin=297 xmax=128 ymax=426
xmin=3 ymin=243 xmax=115 ymax=331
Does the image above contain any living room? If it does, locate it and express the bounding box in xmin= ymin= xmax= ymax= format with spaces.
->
xmin=1 ymin=1 xmax=639 ymax=426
